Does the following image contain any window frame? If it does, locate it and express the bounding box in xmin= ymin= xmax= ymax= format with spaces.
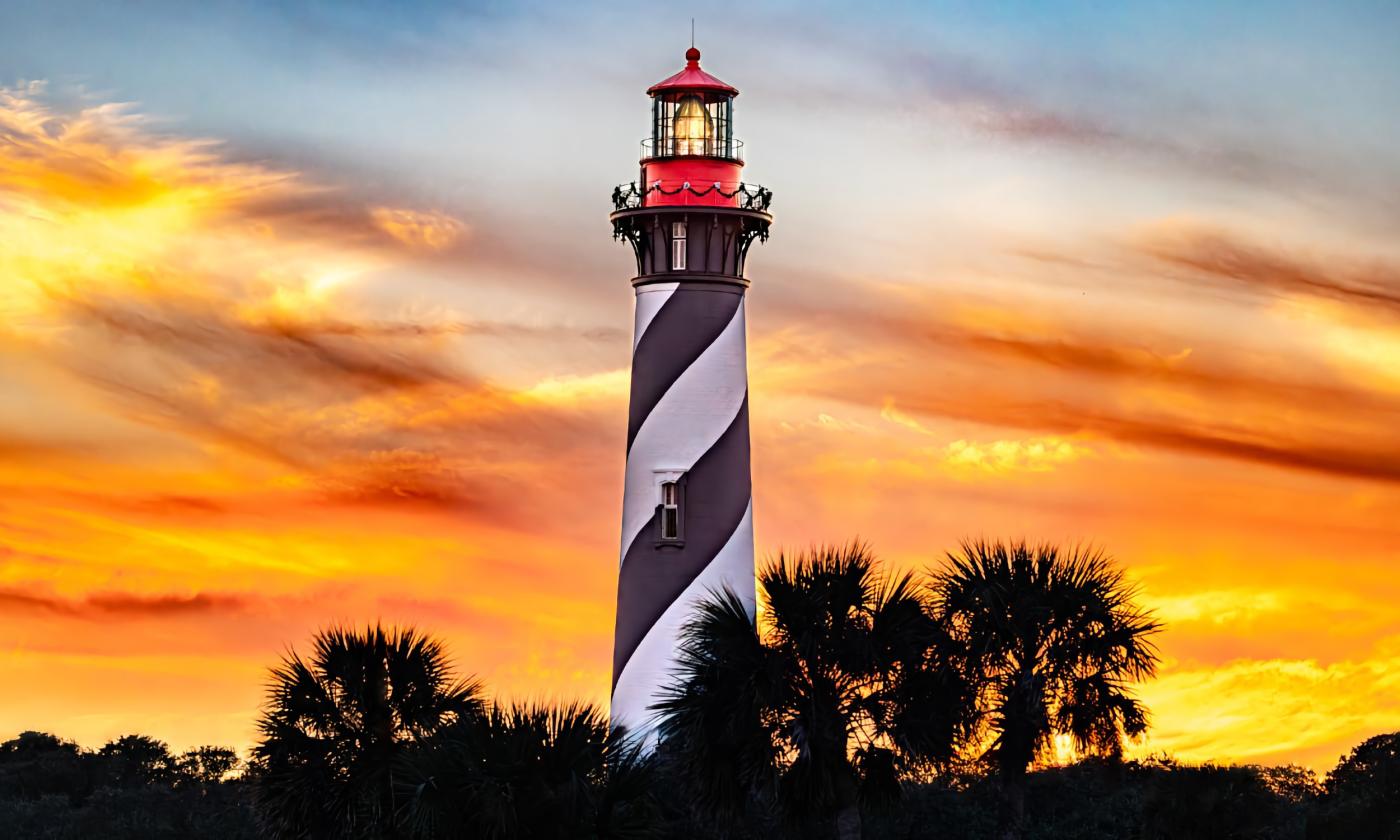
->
xmin=671 ymin=221 xmax=688 ymax=271
xmin=654 ymin=471 xmax=685 ymax=545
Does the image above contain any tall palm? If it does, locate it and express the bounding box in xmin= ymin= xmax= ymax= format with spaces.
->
xmin=932 ymin=540 xmax=1161 ymax=840
xmin=253 ymin=625 xmax=482 ymax=840
xmin=400 ymin=700 xmax=659 ymax=839
xmin=656 ymin=542 xmax=972 ymax=840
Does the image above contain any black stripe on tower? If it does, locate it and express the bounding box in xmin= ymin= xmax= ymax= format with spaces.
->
xmin=611 ymin=396 xmax=751 ymax=689
xmin=626 ymin=288 xmax=744 ymax=451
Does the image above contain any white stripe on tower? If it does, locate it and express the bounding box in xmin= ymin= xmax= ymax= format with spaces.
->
xmin=632 ymin=282 xmax=678 ymax=350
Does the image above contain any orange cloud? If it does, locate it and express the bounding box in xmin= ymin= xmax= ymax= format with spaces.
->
xmin=371 ymin=206 xmax=468 ymax=251
xmin=757 ymin=282 xmax=1400 ymax=486
xmin=0 ymin=85 xmax=629 ymax=527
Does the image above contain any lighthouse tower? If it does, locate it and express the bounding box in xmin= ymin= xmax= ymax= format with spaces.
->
xmin=608 ymin=46 xmax=773 ymax=743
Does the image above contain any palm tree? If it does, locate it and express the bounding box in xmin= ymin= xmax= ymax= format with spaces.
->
xmin=931 ymin=540 xmax=1161 ymax=840
xmin=400 ymin=700 xmax=659 ymax=839
xmin=655 ymin=542 xmax=972 ymax=840
xmin=253 ymin=625 xmax=482 ymax=840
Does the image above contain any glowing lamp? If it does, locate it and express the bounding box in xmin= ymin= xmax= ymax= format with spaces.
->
xmin=671 ymin=94 xmax=714 ymax=155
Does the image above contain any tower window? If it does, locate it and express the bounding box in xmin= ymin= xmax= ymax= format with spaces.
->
xmin=671 ymin=221 xmax=687 ymax=270
xmin=659 ymin=480 xmax=681 ymax=541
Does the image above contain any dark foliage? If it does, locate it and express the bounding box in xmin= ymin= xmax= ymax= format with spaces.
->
xmin=251 ymin=624 xmax=658 ymax=839
xmin=655 ymin=542 xmax=975 ymax=840
xmin=252 ymin=624 xmax=483 ymax=840
xmin=932 ymin=540 xmax=1162 ymax=839
xmin=399 ymin=700 xmax=661 ymax=839
xmin=13 ymin=724 xmax=1400 ymax=840
xmin=0 ymin=730 xmax=256 ymax=839
xmin=862 ymin=758 xmax=1320 ymax=840
xmin=1312 ymin=731 xmax=1400 ymax=839
xmin=99 ymin=734 xmax=178 ymax=786
xmin=179 ymin=745 xmax=241 ymax=785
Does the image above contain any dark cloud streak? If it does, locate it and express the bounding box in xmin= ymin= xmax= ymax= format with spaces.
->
xmin=766 ymin=278 xmax=1400 ymax=486
xmin=1134 ymin=227 xmax=1400 ymax=316
xmin=0 ymin=587 xmax=249 ymax=619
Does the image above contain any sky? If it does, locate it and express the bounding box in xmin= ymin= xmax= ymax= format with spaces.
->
xmin=1 ymin=0 xmax=1399 ymax=771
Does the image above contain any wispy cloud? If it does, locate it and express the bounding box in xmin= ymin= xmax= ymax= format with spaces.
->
xmin=0 ymin=85 xmax=624 ymax=523
xmin=787 ymin=28 xmax=1397 ymax=224
xmin=1131 ymin=222 xmax=1400 ymax=315
xmin=759 ymin=273 xmax=1400 ymax=486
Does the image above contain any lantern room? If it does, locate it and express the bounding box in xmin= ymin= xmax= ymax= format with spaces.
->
xmin=636 ymin=47 xmax=747 ymax=209
xmin=610 ymin=45 xmax=771 ymax=285
xmin=644 ymin=46 xmax=739 ymax=162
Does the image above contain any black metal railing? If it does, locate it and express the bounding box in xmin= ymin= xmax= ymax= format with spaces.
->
xmin=611 ymin=181 xmax=773 ymax=213
xmin=640 ymin=137 xmax=744 ymax=162
xmin=612 ymin=182 xmax=645 ymax=210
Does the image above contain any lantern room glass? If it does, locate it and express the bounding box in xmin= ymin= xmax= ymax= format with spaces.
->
xmin=649 ymin=92 xmax=735 ymax=160
xmin=672 ymin=95 xmax=713 ymax=155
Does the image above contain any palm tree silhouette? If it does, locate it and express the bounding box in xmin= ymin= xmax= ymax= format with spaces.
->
xmin=655 ymin=542 xmax=972 ymax=840
xmin=931 ymin=540 xmax=1161 ymax=840
xmin=253 ymin=625 xmax=482 ymax=840
xmin=400 ymin=700 xmax=658 ymax=839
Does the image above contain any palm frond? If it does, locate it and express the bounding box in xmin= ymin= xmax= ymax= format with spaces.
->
xmin=932 ymin=539 xmax=1162 ymax=776
xmin=655 ymin=543 xmax=972 ymax=832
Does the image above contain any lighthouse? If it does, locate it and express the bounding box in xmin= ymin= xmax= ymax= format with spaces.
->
xmin=608 ymin=46 xmax=773 ymax=743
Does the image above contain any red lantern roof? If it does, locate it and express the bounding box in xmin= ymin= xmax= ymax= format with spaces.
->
xmin=646 ymin=47 xmax=739 ymax=97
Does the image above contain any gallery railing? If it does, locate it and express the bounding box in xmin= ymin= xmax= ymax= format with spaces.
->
xmin=611 ymin=181 xmax=773 ymax=213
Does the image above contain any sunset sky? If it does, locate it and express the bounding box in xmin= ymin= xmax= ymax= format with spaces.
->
xmin=2 ymin=1 xmax=1399 ymax=771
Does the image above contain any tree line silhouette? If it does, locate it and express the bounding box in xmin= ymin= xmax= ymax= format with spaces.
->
xmin=2 ymin=540 xmax=1397 ymax=839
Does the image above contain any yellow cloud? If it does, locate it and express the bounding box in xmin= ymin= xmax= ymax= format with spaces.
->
xmin=1276 ymin=295 xmax=1400 ymax=393
xmin=520 ymin=368 xmax=629 ymax=405
xmin=941 ymin=435 xmax=1094 ymax=474
xmin=1137 ymin=654 xmax=1400 ymax=769
xmin=880 ymin=399 xmax=935 ymax=435
xmin=0 ymin=86 xmax=357 ymax=333
xmin=371 ymin=206 xmax=467 ymax=252
xmin=1144 ymin=588 xmax=1288 ymax=626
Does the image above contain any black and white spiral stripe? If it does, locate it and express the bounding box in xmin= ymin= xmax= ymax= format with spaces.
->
xmin=610 ymin=281 xmax=756 ymax=743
